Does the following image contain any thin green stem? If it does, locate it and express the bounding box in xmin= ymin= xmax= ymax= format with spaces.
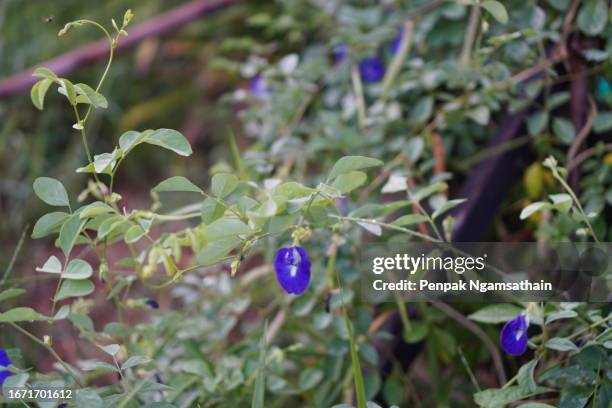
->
xmin=569 ymin=313 xmax=612 ymax=340
xmin=394 ymin=291 xmax=411 ymax=331
xmin=381 ymin=20 xmax=414 ymax=100
xmin=135 ymin=211 xmax=201 ymax=222
xmin=330 ymin=214 xmax=440 ymax=242
xmin=351 ymin=64 xmax=367 ymax=129
xmin=75 ymin=20 xmax=114 ymax=119
xmin=334 ymin=270 xmax=366 ymax=408
xmin=412 ymin=199 xmax=444 ymax=241
xmin=1 ymin=224 xmax=28 ymax=286
xmin=550 ymin=166 xmax=600 ymax=243
xmin=460 ymin=3 xmax=481 ymax=65
xmin=8 ymin=322 xmax=83 ymax=387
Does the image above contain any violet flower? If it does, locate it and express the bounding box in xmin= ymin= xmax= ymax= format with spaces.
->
xmin=333 ymin=44 xmax=348 ymax=64
xmin=249 ymin=75 xmax=271 ymax=98
xmin=359 ymin=57 xmax=385 ymax=83
xmin=0 ymin=348 xmax=12 ymax=385
xmin=390 ymin=29 xmax=403 ymax=54
xmin=500 ymin=314 xmax=529 ymax=356
xmin=274 ymin=246 xmax=311 ymax=295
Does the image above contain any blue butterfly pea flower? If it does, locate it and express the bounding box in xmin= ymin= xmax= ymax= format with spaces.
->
xmin=249 ymin=75 xmax=271 ymax=98
xmin=274 ymin=246 xmax=311 ymax=295
xmin=333 ymin=44 xmax=348 ymax=64
xmin=500 ymin=314 xmax=529 ymax=356
xmin=145 ymin=299 xmax=159 ymax=309
xmin=0 ymin=348 xmax=12 ymax=385
xmin=359 ymin=57 xmax=385 ymax=83
xmin=390 ymin=29 xmax=403 ymax=54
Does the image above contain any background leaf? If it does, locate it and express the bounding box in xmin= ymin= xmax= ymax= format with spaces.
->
xmin=33 ymin=177 xmax=69 ymax=207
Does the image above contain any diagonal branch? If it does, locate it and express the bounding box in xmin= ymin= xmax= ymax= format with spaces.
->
xmin=0 ymin=0 xmax=239 ymax=97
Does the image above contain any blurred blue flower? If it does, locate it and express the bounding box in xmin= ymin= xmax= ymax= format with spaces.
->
xmin=500 ymin=314 xmax=529 ymax=356
xmin=597 ymin=77 xmax=611 ymax=98
xmin=0 ymin=348 xmax=12 ymax=385
xmin=249 ymin=75 xmax=271 ymax=98
xmin=359 ymin=57 xmax=385 ymax=83
xmin=274 ymin=246 xmax=311 ymax=295
xmin=145 ymin=299 xmax=159 ymax=309
xmin=333 ymin=44 xmax=348 ymax=64
xmin=390 ymin=29 xmax=403 ymax=54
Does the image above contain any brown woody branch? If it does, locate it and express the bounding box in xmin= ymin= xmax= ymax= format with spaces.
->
xmin=0 ymin=0 xmax=239 ymax=98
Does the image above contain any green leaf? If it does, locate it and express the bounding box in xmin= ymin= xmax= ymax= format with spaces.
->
xmin=381 ymin=174 xmax=407 ymax=193
xmin=118 ymin=130 xmax=145 ymax=154
xmin=55 ymin=279 xmax=94 ymax=301
xmin=546 ymin=92 xmax=570 ymax=110
xmin=80 ymin=361 xmax=119 ymax=373
xmin=481 ymin=0 xmax=509 ymax=24
xmin=206 ymin=217 xmax=251 ymax=239
xmin=33 ymin=177 xmax=69 ymax=207
xmin=97 ymin=215 xmax=128 ymax=239
xmin=519 ymin=202 xmax=549 ymax=220
xmin=299 ymin=368 xmax=324 ymax=391
xmin=247 ymin=199 xmax=278 ymax=225
xmin=403 ymin=320 xmax=429 ymax=343
xmin=80 ymin=202 xmax=114 ymax=218
xmin=83 ymin=149 xmax=122 ymax=174
xmin=197 ymin=237 xmax=241 ymax=265
xmin=32 ymin=212 xmax=69 ymax=238
xmin=410 ymin=96 xmax=433 ymax=124
xmin=36 ymin=255 xmax=62 ymax=274
xmin=268 ymin=214 xmax=299 ymax=234
xmin=593 ymin=112 xmax=612 ymax=133
xmin=58 ymin=78 xmax=77 ymax=105
xmin=201 ymin=197 xmax=225 ymax=224
xmin=251 ymin=322 xmax=268 ymax=408
xmin=392 ymin=214 xmax=428 ymax=226
xmin=144 ymin=128 xmax=192 ymax=156
xmin=328 ymin=156 xmax=383 ymax=181
xmin=410 ymin=182 xmax=447 ymax=202
xmin=552 ymin=117 xmax=575 ymax=145
xmin=431 ymin=198 xmax=467 ymax=220
xmin=99 ymin=344 xmax=120 ymax=356
xmin=358 ymin=221 xmax=382 ymax=236
xmin=59 ymin=213 xmax=85 ymax=256
xmin=33 ymin=67 xmax=58 ymax=80
xmin=30 ymin=78 xmax=53 ymax=110
xmin=75 ymin=83 xmax=108 ymax=108
xmin=549 ymin=193 xmax=572 ymax=213
xmin=124 ymin=225 xmax=146 ymax=244
xmin=153 ymin=176 xmax=203 ymax=194
xmin=544 ymin=337 xmax=578 ymax=352
xmin=331 ymin=171 xmax=367 ymax=193
xmin=0 ymin=288 xmax=26 ymax=303
xmin=468 ymin=304 xmax=524 ymax=323
xmin=69 ymin=313 xmax=94 ymax=332
xmin=62 ymin=259 xmax=93 ymax=280
xmin=545 ymin=310 xmax=577 ymax=324
xmin=517 ymin=359 xmax=538 ymax=393
xmin=121 ymin=355 xmax=150 ymax=370
xmin=577 ymin=0 xmax=608 ymax=35
xmin=54 ymin=304 xmax=70 ymax=320
xmin=0 ymin=307 xmax=49 ymax=322
xmin=211 ymin=173 xmax=239 ymax=198
xmin=467 ymin=106 xmax=490 ymax=126
xmin=474 ymin=386 xmax=552 ymax=408
xmin=546 ymin=0 xmax=570 ymax=11
xmin=526 ymin=111 xmax=548 ymax=136
xmin=516 ymin=403 xmax=556 ymax=408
